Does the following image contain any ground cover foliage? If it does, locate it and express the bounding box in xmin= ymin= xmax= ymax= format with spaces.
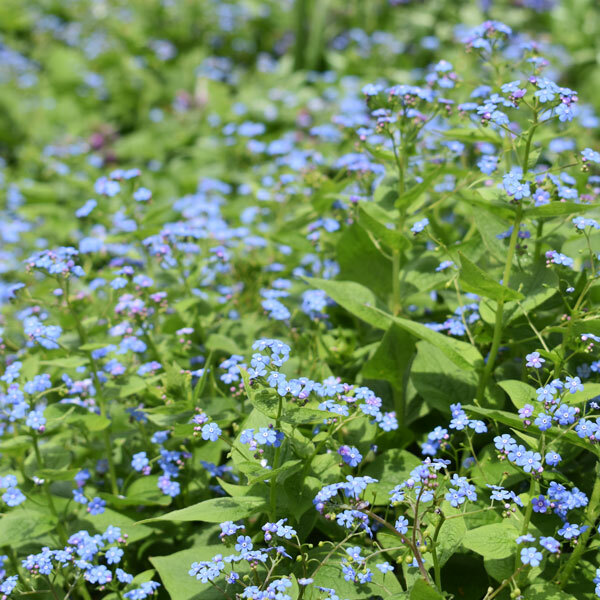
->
xmin=2 ymin=0 xmax=600 ymax=598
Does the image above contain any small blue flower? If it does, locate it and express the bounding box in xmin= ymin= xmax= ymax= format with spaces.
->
xmin=201 ymin=423 xmax=222 ymax=442
xmin=520 ymin=547 xmax=542 ymax=567
xmin=525 ymin=352 xmax=545 ymax=369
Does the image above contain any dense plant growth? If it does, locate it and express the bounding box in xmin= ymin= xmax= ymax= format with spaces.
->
xmin=2 ymin=1 xmax=600 ymax=599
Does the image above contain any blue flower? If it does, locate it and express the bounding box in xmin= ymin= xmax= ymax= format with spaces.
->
xmin=520 ymin=547 xmax=542 ymax=567
xmin=525 ymin=352 xmax=545 ymax=369
xmin=411 ymin=218 xmax=429 ymax=234
xmin=545 ymin=451 xmax=562 ymax=466
xmin=87 ymin=497 xmax=106 ymax=516
xmin=2 ymin=487 xmax=25 ymax=507
xmin=134 ymin=187 xmax=152 ymax=202
xmin=105 ymin=547 xmax=123 ymax=565
xmin=338 ymin=445 xmax=363 ymax=467
xmin=201 ymin=423 xmax=222 ymax=442
xmin=235 ymin=535 xmax=253 ymax=553
xmin=395 ymin=516 xmax=409 ymax=534
xmin=131 ymin=452 xmax=149 ymax=472
xmin=345 ymin=546 xmax=364 ymax=562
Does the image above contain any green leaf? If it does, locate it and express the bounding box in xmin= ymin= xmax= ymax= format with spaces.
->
xmin=458 ymin=252 xmax=524 ymax=301
xmin=246 ymin=459 xmax=302 ymax=486
xmin=463 ymin=523 xmax=517 ymax=559
xmin=41 ymin=356 xmax=89 ymax=368
xmin=36 ymin=467 xmax=81 ymax=481
xmin=566 ymin=382 xmax=600 ymax=405
xmin=412 ymin=342 xmax=503 ymax=412
xmin=25 ymin=444 xmax=71 ymax=477
xmin=99 ymin=476 xmax=172 ymax=508
xmin=397 ymin=166 xmax=444 ymax=211
xmin=239 ymin=368 xmax=280 ymax=418
xmin=281 ymin=407 xmax=331 ymax=425
xmin=472 ymin=209 xmax=512 ymax=264
xmin=362 ymin=324 xmax=416 ymax=392
xmin=525 ymin=202 xmax=596 ymax=218
xmin=363 ymin=449 xmax=421 ymax=503
xmin=303 ymin=277 xmax=389 ymax=329
xmin=336 ymin=223 xmax=392 ymax=300
xmin=205 ymin=333 xmax=243 ymax=355
xmin=165 ymin=362 xmax=188 ymax=399
xmin=440 ymin=127 xmax=502 ymax=145
xmin=309 ymin=547 xmax=404 ymax=598
xmin=75 ymin=507 xmax=154 ymax=543
xmin=524 ymin=582 xmax=577 ymax=599
xmin=410 ymin=579 xmax=445 ymax=600
xmin=304 ymin=278 xmax=481 ymax=369
xmin=151 ymin=544 xmax=230 ymax=600
xmin=435 ymin=507 xmax=466 ymax=567
xmin=373 ymin=177 xmax=399 ymax=208
xmin=358 ymin=202 xmax=410 ymax=251
xmin=68 ymin=412 xmax=111 ymax=431
xmin=0 ymin=510 xmax=56 ymax=547
xmin=459 ymin=191 xmax=515 ymax=219
xmin=498 ymin=380 xmax=537 ymax=410
xmin=504 ymin=265 xmax=559 ymax=323
xmin=138 ymin=496 xmax=267 ymax=524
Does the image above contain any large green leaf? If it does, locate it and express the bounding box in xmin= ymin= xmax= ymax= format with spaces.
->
xmin=463 ymin=523 xmax=517 ymax=559
xmin=0 ymin=509 xmax=56 ymax=547
xmin=99 ymin=476 xmax=172 ymax=508
xmin=239 ymin=368 xmax=280 ymax=419
xmin=305 ymin=277 xmax=482 ymax=370
xmin=412 ymin=342 xmax=503 ymax=412
xmin=435 ymin=505 xmax=467 ymax=568
xmin=75 ymin=507 xmax=154 ymax=543
xmin=308 ymin=547 xmax=404 ymax=598
xmin=458 ymin=252 xmax=523 ymax=301
xmin=151 ymin=544 xmax=233 ymax=600
xmin=504 ymin=265 xmax=558 ymax=323
xmin=525 ymin=202 xmax=595 ymax=218
xmin=303 ymin=277 xmax=389 ymax=329
xmin=498 ymin=380 xmax=537 ymax=410
xmin=363 ymin=448 xmax=421 ymax=503
xmin=410 ymin=579 xmax=444 ymax=600
xmin=138 ymin=496 xmax=267 ymax=524
xmin=336 ymin=223 xmax=392 ymax=300
xmin=362 ymin=324 xmax=416 ymax=392
xmin=358 ymin=202 xmax=410 ymax=251
xmin=525 ymin=582 xmax=577 ymax=599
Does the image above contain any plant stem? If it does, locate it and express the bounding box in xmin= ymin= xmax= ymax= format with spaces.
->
xmin=475 ymin=204 xmax=522 ymax=402
xmin=63 ymin=286 xmax=119 ymax=495
xmin=32 ymin=434 xmax=68 ymax=545
xmin=431 ymin=512 xmax=445 ymax=591
xmin=363 ymin=509 xmax=432 ymax=585
xmin=293 ymin=0 xmax=308 ymax=70
xmin=476 ymin=110 xmax=538 ymax=402
xmin=269 ymin=395 xmax=284 ymax=521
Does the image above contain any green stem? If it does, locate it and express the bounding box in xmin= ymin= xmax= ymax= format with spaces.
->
xmin=477 ymin=109 xmax=538 ymax=401
xmin=364 ymin=509 xmax=432 ymax=585
xmin=431 ymin=512 xmax=445 ymax=592
xmin=269 ymin=396 xmax=284 ymax=521
xmin=293 ymin=0 xmax=308 ymax=70
xmin=392 ymin=249 xmax=401 ymax=316
xmin=475 ymin=205 xmax=522 ymax=402
xmin=555 ymin=474 xmax=600 ymax=588
xmin=32 ymin=435 xmax=68 ymax=544
xmin=533 ymin=220 xmax=543 ymax=261
xmin=63 ymin=286 xmax=119 ymax=495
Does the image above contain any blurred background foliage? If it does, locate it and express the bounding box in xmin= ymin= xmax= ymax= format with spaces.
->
xmin=0 ymin=0 xmax=599 ymax=190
